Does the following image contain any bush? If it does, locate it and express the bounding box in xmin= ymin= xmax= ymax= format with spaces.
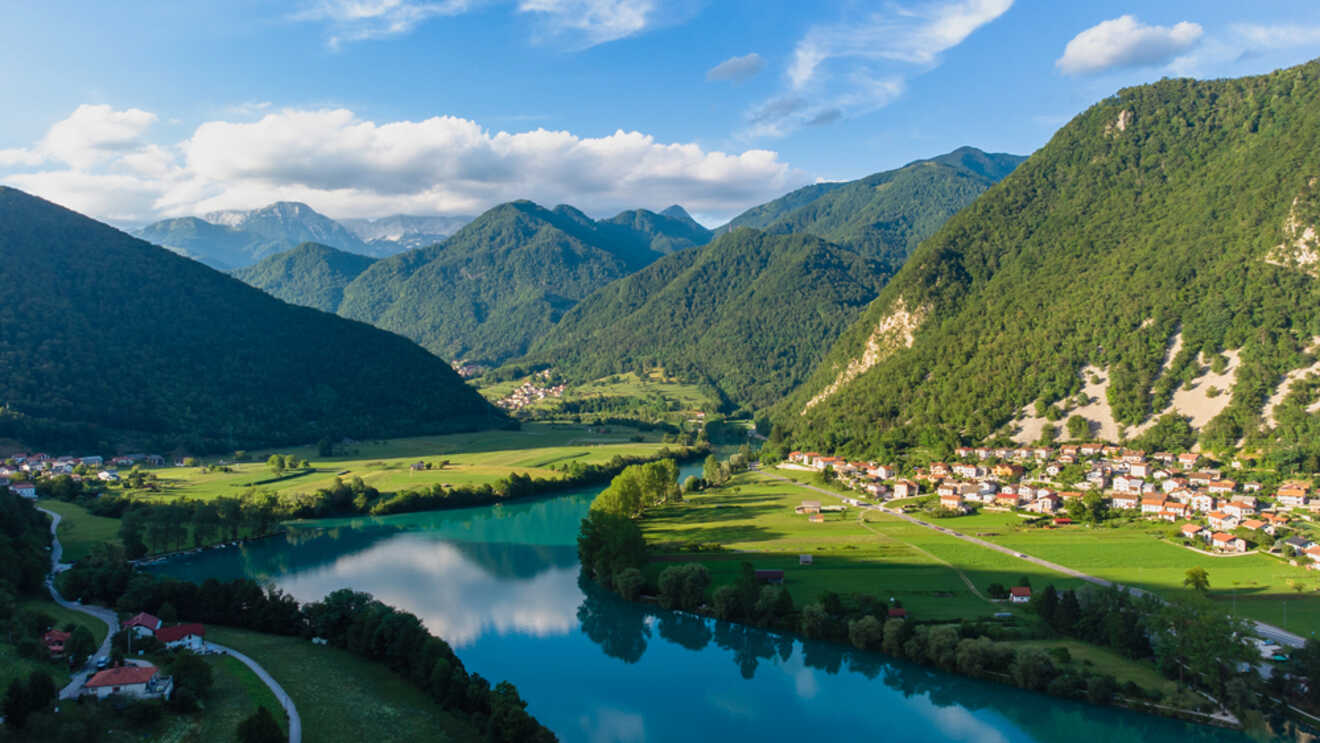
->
xmin=614 ymin=568 xmax=644 ymax=601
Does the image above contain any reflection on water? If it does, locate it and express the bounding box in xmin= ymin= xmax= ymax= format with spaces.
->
xmin=153 ymin=487 xmax=1251 ymax=743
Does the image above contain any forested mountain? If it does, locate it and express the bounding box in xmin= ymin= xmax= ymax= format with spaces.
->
xmin=233 ymin=242 xmax=377 ymax=312
xmin=337 ymin=200 xmax=712 ymax=364
xmin=516 ymin=147 xmax=1021 ymax=411
xmin=340 ymin=214 xmax=473 ymax=252
xmin=782 ymin=60 xmax=1320 ymax=462
xmin=719 ymin=146 xmax=1025 ymax=266
xmin=0 ymin=187 xmax=506 ymax=452
xmin=520 ymin=229 xmax=887 ymax=410
xmin=136 ymin=201 xmax=372 ymax=269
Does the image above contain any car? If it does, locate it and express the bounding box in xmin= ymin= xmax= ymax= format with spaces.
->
xmin=1015 ymin=553 xmax=1027 ymax=558
xmin=95 ymin=656 xmax=108 ymax=669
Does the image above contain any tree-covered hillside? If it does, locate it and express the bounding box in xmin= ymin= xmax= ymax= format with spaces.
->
xmin=520 ymin=229 xmax=887 ymax=411
xmin=720 ymin=146 xmax=1025 ymax=266
xmin=0 ymin=187 xmax=507 ymax=453
xmin=337 ymin=200 xmax=712 ymax=364
xmin=783 ymin=60 xmax=1320 ymax=463
xmin=233 ymin=242 xmax=377 ymax=312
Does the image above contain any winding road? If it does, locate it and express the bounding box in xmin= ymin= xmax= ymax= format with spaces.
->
xmin=35 ymin=506 xmax=301 ymax=742
xmin=760 ymin=468 xmax=1308 ymax=648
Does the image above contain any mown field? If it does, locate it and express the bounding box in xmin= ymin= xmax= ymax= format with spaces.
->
xmin=117 ymin=423 xmax=680 ymax=503
xmin=208 ymin=627 xmax=481 ymax=743
xmin=37 ymin=498 xmax=121 ymax=562
xmin=640 ymin=472 xmax=1080 ymax=621
xmin=195 ymin=654 xmax=290 ymax=741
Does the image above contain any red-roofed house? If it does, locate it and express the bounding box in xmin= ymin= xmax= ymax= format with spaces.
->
xmin=1009 ymin=586 xmax=1032 ymax=604
xmin=83 ymin=664 xmax=171 ymax=699
xmin=43 ymin=629 xmax=70 ymax=657
xmin=1211 ymin=532 xmax=1247 ymax=553
xmin=1180 ymin=523 xmax=1206 ymax=541
xmin=155 ymin=623 xmax=206 ymax=651
xmin=124 ymin=612 xmax=162 ymax=638
xmin=9 ymin=482 xmax=36 ymax=499
xmin=1241 ymin=518 xmax=1266 ymax=531
xmin=1207 ymin=511 xmax=1238 ymax=531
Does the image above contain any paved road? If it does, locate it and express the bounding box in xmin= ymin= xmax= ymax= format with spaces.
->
xmin=37 ymin=507 xmax=120 ymax=699
xmin=35 ymin=505 xmax=302 ymax=741
xmin=206 ymin=641 xmax=302 ymax=743
xmin=761 ymin=468 xmax=1309 ymax=648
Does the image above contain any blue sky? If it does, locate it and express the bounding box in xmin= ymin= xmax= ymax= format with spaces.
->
xmin=3 ymin=0 xmax=1320 ymax=226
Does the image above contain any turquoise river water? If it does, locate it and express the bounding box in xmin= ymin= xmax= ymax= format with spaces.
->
xmin=152 ymin=465 xmax=1252 ymax=743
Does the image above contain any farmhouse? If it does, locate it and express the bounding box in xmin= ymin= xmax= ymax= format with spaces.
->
xmin=124 ymin=612 xmax=163 ymax=638
xmin=43 ymin=629 xmax=70 ymax=657
xmin=156 ymin=623 xmax=206 ymax=651
xmin=1009 ymin=586 xmax=1032 ymax=604
xmin=82 ymin=664 xmax=172 ymax=699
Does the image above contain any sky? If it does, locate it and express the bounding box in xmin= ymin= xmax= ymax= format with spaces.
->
xmin=3 ymin=1 xmax=1320 ymax=228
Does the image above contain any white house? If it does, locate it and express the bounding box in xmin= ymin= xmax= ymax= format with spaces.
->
xmin=123 ymin=612 xmax=162 ymax=638
xmin=9 ymin=481 xmax=36 ymax=499
xmin=156 ymin=623 xmax=206 ymax=651
xmin=83 ymin=664 xmax=171 ymax=699
xmin=1010 ymin=586 xmax=1032 ymax=604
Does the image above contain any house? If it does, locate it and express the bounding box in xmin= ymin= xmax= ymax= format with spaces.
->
xmin=1306 ymin=546 xmax=1320 ymax=563
xmin=124 ymin=612 xmax=163 ymax=638
xmin=145 ymin=454 xmax=165 ymax=466
xmin=1188 ymin=471 xmax=1216 ymax=487
xmin=992 ymin=463 xmax=1024 ymax=479
xmin=955 ymin=447 xmax=975 ymax=460
xmin=867 ymin=465 xmax=896 ymax=480
xmin=1284 ymin=536 xmax=1314 ymax=553
xmin=995 ymin=492 xmax=1021 ymax=508
xmin=82 ymin=664 xmax=171 ymax=699
xmin=156 ymin=624 xmax=206 ymax=651
xmin=1222 ymin=501 xmax=1255 ymax=520
xmin=9 ymin=481 xmax=36 ymax=499
xmin=1207 ymin=511 xmax=1239 ymax=531
xmin=1180 ymin=523 xmax=1207 ymax=540
xmin=1122 ymin=449 xmax=1146 ymax=464
xmin=1208 ymin=480 xmax=1237 ymax=495
xmin=1140 ymin=496 xmax=1167 ymax=516
xmin=1159 ymin=503 xmax=1188 ymax=521
xmin=1111 ymin=493 xmax=1140 ymax=510
xmin=952 ymin=463 xmax=985 ymax=479
xmin=97 ymin=470 xmax=119 ymax=482
xmin=1241 ymin=518 xmax=1266 ymax=531
xmin=1009 ymin=586 xmax=1032 ymax=604
xmin=865 ymin=482 xmax=889 ymax=498
xmin=799 ymin=555 xmax=813 ymax=565
xmin=808 ymin=514 xmax=825 ymax=524
xmin=1211 ymin=532 xmax=1247 ymax=553
xmin=80 ymin=456 xmax=103 ymax=467
xmin=1129 ymin=462 xmax=1151 ymax=479
xmin=1028 ymin=494 xmax=1061 ymax=514
xmin=1189 ymin=493 xmax=1216 ymax=513
xmin=1277 ymin=483 xmax=1310 ymax=509
xmin=1079 ymin=443 xmax=1105 ymax=457
xmin=929 ymin=462 xmax=951 ymax=477
xmin=43 ymin=629 xmax=70 ymax=657
xmin=939 ymin=493 xmax=966 ymax=512
xmin=1178 ymin=453 xmax=1199 ymax=470
xmin=892 ymin=480 xmax=919 ymax=499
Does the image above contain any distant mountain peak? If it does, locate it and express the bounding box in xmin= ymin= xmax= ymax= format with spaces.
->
xmin=660 ymin=204 xmax=693 ymax=221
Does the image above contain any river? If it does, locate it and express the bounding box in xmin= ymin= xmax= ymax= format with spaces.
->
xmin=151 ymin=463 xmax=1251 ymax=743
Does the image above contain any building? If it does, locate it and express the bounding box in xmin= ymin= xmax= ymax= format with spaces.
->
xmin=892 ymin=480 xmax=919 ymax=499
xmin=1211 ymin=532 xmax=1247 ymax=553
xmin=124 ymin=612 xmax=163 ymax=638
xmin=1009 ymin=586 xmax=1032 ymax=604
xmin=939 ymin=493 xmax=966 ymax=513
xmin=1180 ymin=523 xmax=1206 ymax=540
xmin=43 ymin=629 xmax=70 ymax=657
xmin=9 ymin=481 xmax=36 ymax=499
xmin=156 ymin=623 xmax=206 ymax=651
xmin=82 ymin=665 xmax=171 ymax=699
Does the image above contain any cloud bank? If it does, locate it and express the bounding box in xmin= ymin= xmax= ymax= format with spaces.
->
xmin=1056 ymin=15 xmax=1203 ymax=76
xmin=0 ymin=104 xmax=802 ymax=224
xmin=707 ymin=53 xmax=765 ymax=82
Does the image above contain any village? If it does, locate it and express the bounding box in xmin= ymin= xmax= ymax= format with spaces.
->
xmin=493 ymin=370 xmax=567 ymax=411
xmin=0 ymin=451 xmax=172 ymax=499
xmin=784 ymin=444 xmax=1320 ymax=566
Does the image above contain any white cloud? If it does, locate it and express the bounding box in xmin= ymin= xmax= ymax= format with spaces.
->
xmin=293 ymin=0 xmax=475 ymax=46
xmin=1056 ymin=15 xmax=1203 ymax=76
xmin=707 ymin=53 xmax=765 ymax=82
xmin=517 ymin=0 xmax=661 ymax=48
xmin=1232 ymin=23 xmax=1320 ymax=50
xmin=749 ymin=0 xmax=1011 ymax=137
xmin=0 ymin=103 xmax=803 ymax=225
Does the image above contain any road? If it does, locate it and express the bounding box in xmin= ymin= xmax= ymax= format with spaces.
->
xmin=206 ymin=641 xmax=303 ymax=743
xmin=760 ymin=468 xmax=1308 ymax=648
xmin=35 ymin=505 xmax=302 ymax=741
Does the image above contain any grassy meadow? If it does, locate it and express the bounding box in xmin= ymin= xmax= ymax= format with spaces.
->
xmin=208 ymin=627 xmax=481 ymax=743
xmin=117 ymin=423 xmax=682 ymax=503
xmin=37 ymin=498 xmax=121 ymax=562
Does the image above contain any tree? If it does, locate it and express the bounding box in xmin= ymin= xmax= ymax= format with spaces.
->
xmin=266 ymin=454 xmax=285 ymax=475
xmin=848 ymin=615 xmax=885 ymax=650
xmin=1183 ymin=566 xmax=1210 ymax=594
xmin=24 ymin=671 xmax=55 ymax=713
xmin=1066 ymin=414 xmax=1089 ymax=440
xmin=236 ymin=705 xmax=284 ymax=743
xmin=65 ymin=625 xmax=96 ymax=667
xmin=614 ymin=568 xmax=643 ymax=601
xmin=3 ymin=679 xmax=29 ymax=729
xmin=170 ymin=652 xmax=214 ymax=701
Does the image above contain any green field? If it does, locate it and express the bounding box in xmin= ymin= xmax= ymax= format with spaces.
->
xmin=0 ymin=598 xmax=109 ymax=692
xmin=1001 ymin=639 xmax=1173 ymax=694
xmin=37 ymin=498 xmax=121 ymax=563
xmin=640 ymin=472 xmax=1075 ymax=621
xmin=119 ymin=423 xmax=682 ymax=503
xmin=208 ymin=627 xmax=481 ymax=743
xmin=195 ymin=654 xmax=290 ymax=741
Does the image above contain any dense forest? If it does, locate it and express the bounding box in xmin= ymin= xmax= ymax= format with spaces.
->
xmin=0 ymin=187 xmax=507 ymax=453
xmin=233 ymin=242 xmax=377 ymax=313
xmin=336 ymin=201 xmax=713 ymax=364
xmin=520 ymin=229 xmax=887 ymax=411
xmin=782 ymin=60 xmax=1320 ymax=462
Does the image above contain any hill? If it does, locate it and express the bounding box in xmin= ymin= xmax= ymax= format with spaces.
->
xmin=136 ymin=202 xmax=371 ymax=269
xmin=720 ymin=146 xmax=1025 ymax=265
xmin=782 ymin=60 xmax=1320 ymax=461
xmin=520 ymin=148 xmax=1021 ymax=411
xmin=233 ymin=243 xmax=377 ymax=312
xmin=337 ymin=200 xmax=712 ymax=364
xmin=0 ymin=187 xmax=506 ymax=452
xmin=340 ymin=214 xmax=473 ymax=253
xmin=520 ymin=229 xmax=886 ymax=411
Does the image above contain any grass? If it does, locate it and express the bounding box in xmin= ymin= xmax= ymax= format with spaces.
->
xmin=207 ymin=626 xmax=482 ymax=743
xmin=640 ymin=471 xmax=1074 ymax=621
xmin=1002 ymin=639 xmax=1172 ymax=694
xmin=196 ymin=654 xmax=289 ymax=741
xmin=117 ymin=423 xmax=682 ymax=503
xmin=37 ymin=498 xmax=121 ymax=562
xmin=0 ymin=598 xmax=109 ymax=692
